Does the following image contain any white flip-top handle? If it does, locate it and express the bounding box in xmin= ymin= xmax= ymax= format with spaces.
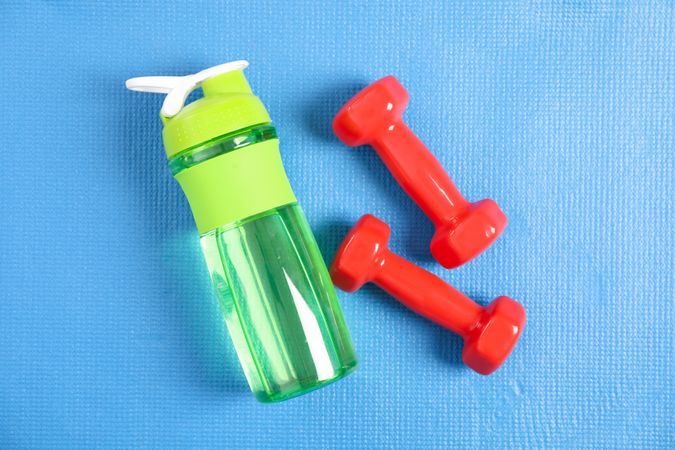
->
xmin=125 ymin=60 xmax=249 ymax=117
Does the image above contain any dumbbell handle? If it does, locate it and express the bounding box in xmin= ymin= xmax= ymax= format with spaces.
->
xmin=372 ymin=122 xmax=468 ymax=226
xmin=374 ymin=250 xmax=483 ymax=336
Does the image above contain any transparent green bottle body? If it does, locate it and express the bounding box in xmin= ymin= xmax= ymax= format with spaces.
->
xmin=172 ymin=127 xmax=357 ymax=402
xmin=200 ymin=205 xmax=357 ymax=402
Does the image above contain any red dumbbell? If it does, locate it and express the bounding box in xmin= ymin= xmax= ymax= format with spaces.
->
xmin=330 ymin=214 xmax=525 ymax=375
xmin=333 ymin=76 xmax=507 ymax=269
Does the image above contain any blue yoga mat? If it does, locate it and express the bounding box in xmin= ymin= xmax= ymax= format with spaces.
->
xmin=0 ymin=1 xmax=672 ymax=448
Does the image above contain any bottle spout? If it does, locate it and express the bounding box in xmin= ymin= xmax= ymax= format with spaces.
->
xmin=125 ymin=60 xmax=250 ymax=118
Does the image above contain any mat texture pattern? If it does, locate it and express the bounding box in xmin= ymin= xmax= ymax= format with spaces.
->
xmin=0 ymin=1 xmax=672 ymax=448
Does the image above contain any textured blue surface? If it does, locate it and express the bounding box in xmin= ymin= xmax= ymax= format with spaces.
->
xmin=0 ymin=1 xmax=673 ymax=448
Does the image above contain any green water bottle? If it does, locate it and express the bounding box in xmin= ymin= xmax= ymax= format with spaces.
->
xmin=126 ymin=61 xmax=357 ymax=402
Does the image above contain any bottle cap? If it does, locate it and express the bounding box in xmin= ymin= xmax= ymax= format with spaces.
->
xmin=126 ymin=60 xmax=271 ymax=158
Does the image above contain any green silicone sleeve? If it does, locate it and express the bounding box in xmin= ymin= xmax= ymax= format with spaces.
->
xmin=174 ymin=138 xmax=297 ymax=234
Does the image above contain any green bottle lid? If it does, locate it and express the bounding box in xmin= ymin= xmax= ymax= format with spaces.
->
xmin=126 ymin=61 xmax=297 ymax=233
xmin=126 ymin=61 xmax=271 ymax=158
